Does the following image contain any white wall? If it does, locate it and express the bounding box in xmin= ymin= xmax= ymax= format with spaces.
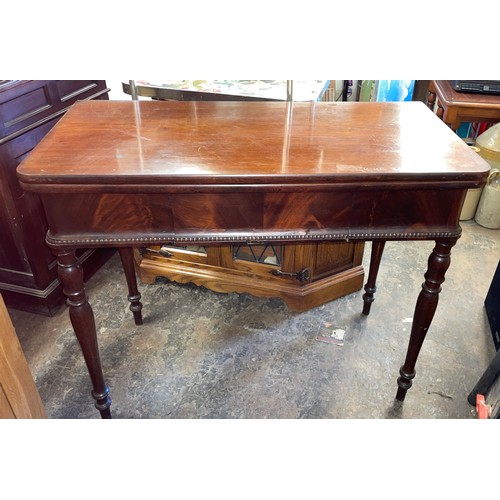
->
xmin=106 ymin=79 xmax=132 ymax=100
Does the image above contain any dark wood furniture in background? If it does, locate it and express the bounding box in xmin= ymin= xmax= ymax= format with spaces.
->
xmin=17 ymin=100 xmax=490 ymax=418
xmin=426 ymin=80 xmax=500 ymax=131
xmin=0 ymin=80 xmax=113 ymax=315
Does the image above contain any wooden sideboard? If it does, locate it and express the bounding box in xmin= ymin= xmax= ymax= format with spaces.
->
xmin=0 ymin=80 xmax=114 ymax=315
xmin=136 ymin=240 xmax=365 ymax=312
xmin=426 ymin=80 xmax=500 ymax=131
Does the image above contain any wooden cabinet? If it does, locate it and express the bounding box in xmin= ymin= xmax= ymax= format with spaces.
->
xmin=0 ymin=80 xmax=113 ymax=315
xmin=136 ymin=240 xmax=365 ymax=312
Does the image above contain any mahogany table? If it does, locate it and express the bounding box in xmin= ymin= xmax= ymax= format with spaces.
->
xmin=426 ymin=80 xmax=500 ymax=131
xmin=17 ymin=100 xmax=490 ymax=418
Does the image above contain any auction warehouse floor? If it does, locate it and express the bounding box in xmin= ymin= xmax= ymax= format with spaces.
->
xmin=8 ymin=220 xmax=500 ymax=419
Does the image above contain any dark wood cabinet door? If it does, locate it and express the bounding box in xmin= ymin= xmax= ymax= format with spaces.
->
xmin=0 ymin=118 xmax=57 ymax=285
xmin=0 ymin=80 xmax=113 ymax=315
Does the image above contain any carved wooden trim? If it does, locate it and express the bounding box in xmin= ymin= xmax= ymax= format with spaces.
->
xmin=46 ymin=228 xmax=463 ymax=248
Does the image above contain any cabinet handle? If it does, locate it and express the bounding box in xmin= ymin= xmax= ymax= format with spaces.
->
xmin=142 ymin=246 xmax=174 ymax=258
xmin=271 ymin=267 xmax=310 ymax=283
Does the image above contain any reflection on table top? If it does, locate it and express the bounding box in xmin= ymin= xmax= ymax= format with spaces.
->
xmin=17 ymin=100 xmax=490 ymax=190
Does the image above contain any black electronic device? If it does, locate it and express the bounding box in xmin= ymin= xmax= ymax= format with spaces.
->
xmin=451 ymin=80 xmax=500 ymax=95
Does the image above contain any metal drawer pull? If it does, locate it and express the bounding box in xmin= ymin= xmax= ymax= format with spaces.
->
xmin=271 ymin=267 xmax=310 ymax=282
xmin=142 ymin=247 xmax=174 ymax=258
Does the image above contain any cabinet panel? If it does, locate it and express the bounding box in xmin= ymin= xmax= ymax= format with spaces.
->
xmin=0 ymin=172 xmax=30 ymax=274
xmin=0 ymin=80 xmax=114 ymax=315
xmin=0 ymin=81 xmax=55 ymax=139
xmin=136 ymin=240 xmax=365 ymax=312
xmin=0 ymin=118 xmax=61 ymax=285
xmin=312 ymin=241 xmax=360 ymax=280
xmin=56 ymin=80 xmax=105 ymax=102
xmin=0 ymin=85 xmax=52 ymax=136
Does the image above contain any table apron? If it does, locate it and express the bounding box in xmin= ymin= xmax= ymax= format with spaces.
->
xmin=40 ymin=188 xmax=467 ymax=248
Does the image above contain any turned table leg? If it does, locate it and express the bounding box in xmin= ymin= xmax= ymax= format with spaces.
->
xmin=362 ymin=240 xmax=386 ymax=315
xmin=56 ymin=248 xmax=112 ymax=418
xmin=426 ymin=89 xmax=436 ymax=111
xmin=396 ymin=238 xmax=457 ymax=401
xmin=426 ymin=88 xmax=453 ymax=129
xmin=118 ymin=247 xmax=143 ymax=326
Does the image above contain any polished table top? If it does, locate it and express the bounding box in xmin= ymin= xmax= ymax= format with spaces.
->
xmin=18 ymin=100 xmax=488 ymax=190
xmin=18 ymin=100 xmax=490 ymax=250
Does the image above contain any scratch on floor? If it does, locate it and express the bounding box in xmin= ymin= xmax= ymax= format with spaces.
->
xmin=428 ymin=390 xmax=454 ymax=400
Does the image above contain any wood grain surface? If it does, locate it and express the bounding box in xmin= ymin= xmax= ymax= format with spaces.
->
xmin=17 ymin=100 xmax=489 ymax=191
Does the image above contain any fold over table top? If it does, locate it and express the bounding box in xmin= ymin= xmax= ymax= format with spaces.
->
xmin=17 ymin=100 xmax=490 ymax=193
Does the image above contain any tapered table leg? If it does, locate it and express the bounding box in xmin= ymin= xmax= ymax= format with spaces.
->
xmin=118 ymin=247 xmax=143 ymax=326
xmin=56 ymin=248 xmax=112 ymax=418
xmin=362 ymin=240 xmax=386 ymax=315
xmin=396 ymin=238 xmax=457 ymax=401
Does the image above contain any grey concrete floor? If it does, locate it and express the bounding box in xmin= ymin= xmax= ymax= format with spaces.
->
xmin=9 ymin=220 xmax=500 ymax=419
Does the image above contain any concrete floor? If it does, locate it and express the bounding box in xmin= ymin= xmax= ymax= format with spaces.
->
xmin=9 ymin=220 xmax=500 ymax=419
